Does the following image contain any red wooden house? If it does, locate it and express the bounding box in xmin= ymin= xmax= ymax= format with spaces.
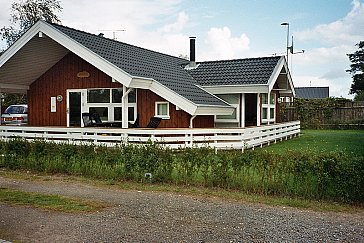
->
xmin=0 ymin=20 xmax=295 ymax=129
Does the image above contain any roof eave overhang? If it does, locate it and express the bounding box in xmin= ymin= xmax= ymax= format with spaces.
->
xmin=267 ymin=56 xmax=295 ymax=96
xmin=130 ymin=77 xmax=233 ymax=116
xmin=202 ymin=84 xmax=269 ymax=94
xmin=38 ymin=21 xmax=133 ymax=87
xmin=0 ymin=20 xmax=133 ymax=90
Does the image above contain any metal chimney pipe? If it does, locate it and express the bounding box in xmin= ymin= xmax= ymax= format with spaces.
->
xmin=189 ymin=37 xmax=196 ymax=62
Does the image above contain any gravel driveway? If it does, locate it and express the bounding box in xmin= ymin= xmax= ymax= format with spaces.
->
xmin=0 ymin=174 xmax=363 ymax=242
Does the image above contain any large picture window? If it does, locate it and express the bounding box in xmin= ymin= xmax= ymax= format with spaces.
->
xmin=86 ymin=88 xmax=136 ymax=122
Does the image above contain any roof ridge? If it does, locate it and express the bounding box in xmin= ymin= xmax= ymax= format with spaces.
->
xmin=48 ymin=21 xmax=188 ymax=63
xmin=196 ymin=56 xmax=282 ymax=64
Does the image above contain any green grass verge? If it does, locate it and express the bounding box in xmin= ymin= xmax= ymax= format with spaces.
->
xmin=0 ymin=186 xmax=107 ymax=213
xmin=262 ymin=129 xmax=364 ymax=156
xmin=1 ymin=170 xmax=361 ymax=213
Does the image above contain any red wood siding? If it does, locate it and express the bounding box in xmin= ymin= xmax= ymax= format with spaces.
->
xmin=137 ymin=89 xmax=214 ymax=128
xmin=28 ymin=52 xmax=121 ymax=126
xmin=28 ymin=52 xmax=214 ymax=128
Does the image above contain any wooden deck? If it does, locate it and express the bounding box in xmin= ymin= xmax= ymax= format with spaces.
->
xmin=0 ymin=121 xmax=300 ymax=151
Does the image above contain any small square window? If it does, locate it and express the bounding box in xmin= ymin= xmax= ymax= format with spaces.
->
xmin=155 ymin=102 xmax=169 ymax=119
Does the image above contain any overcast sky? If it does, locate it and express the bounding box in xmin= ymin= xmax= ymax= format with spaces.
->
xmin=1 ymin=0 xmax=363 ymax=98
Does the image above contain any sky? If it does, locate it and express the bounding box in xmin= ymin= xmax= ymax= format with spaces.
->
xmin=0 ymin=0 xmax=363 ymax=98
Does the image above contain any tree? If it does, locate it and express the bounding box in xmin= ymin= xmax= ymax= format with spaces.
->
xmin=347 ymin=41 xmax=364 ymax=98
xmin=1 ymin=0 xmax=62 ymax=47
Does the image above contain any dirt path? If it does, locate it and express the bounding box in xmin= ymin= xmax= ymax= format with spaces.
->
xmin=0 ymin=174 xmax=363 ymax=242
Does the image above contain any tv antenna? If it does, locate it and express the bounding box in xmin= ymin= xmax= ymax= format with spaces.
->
xmin=97 ymin=29 xmax=126 ymax=40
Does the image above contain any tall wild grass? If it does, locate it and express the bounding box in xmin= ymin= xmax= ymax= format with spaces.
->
xmin=0 ymin=138 xmax=363 ymax=203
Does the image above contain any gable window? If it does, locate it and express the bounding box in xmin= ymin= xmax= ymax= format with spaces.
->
xmin=155 ymin=101 xmax=170 ymax=119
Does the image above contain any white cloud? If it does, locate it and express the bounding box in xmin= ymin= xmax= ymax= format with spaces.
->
xmin=296 ymin=0 xmax=364 ymax=45
xmin=201 ymin=26 xmax=250 ymax=60
xmin=159 ymin=11 xmax=189 ymax=33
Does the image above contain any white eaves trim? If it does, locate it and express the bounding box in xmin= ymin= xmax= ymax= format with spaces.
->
xmin=0 ymin=22 xmax=42 ymax=68
xmin=0 ymin=83 xmax=29 ymax=91
xmin=203 ymin=84 xmax=269 ymax=94
xmin=130 ymin=76 xmax=233 ymax=116
xmin=39 ymin=21 xmax=133 ymax=87
xmin=267 ymin=56 xmax=295 ymax=96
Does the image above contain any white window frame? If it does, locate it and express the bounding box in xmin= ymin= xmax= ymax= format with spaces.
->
xmin=155 ymin=101 xmax=170 ymax=119
xmin=215 ymin=104 xmax=239 ymax=123
xmin=261 ymin=93 xmax=275 ymax=124
xmin=214 ymin=94 xmax=240 ymax=123
xmin=85 ymin=88 xmax=137 ymax=123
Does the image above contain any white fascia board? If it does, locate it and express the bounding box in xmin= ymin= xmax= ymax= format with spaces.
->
xmin=38 ymin=21 xmax=133 ymax=87
xmin=267 ymin=56 xmax=284 ymax=92
xmin=0 ymin=22 xmax=44 ymax=68
xmin=203 ymin=85 xmax=268 ymax=94
xmin=195 ymin=105 xmax=234 ymax=116
xmin=130 ymin=76 xmax=197 ymax=115
xmin=0 ymin=83 xmax=29 ymax=91
xmin=268 ymin=56 xmax=295 ymax=96
xmin=130 ymin=77 xmax=234 ymax=116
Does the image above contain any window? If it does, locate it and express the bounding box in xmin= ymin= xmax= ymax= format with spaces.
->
xmin=85 ymin=88 xmax=137 ymax=123
xmin=262 ymin=108 xmax=268 ymax=119
xmin=261 ymin=93 xmax=275 ymax=123
xmin=87 ymin=89 xmax=110 ymax=103
xmin=155 ymin=102 xmax=169 ymax=119
xmin=215 ymin=94 xmax=240 ymax=123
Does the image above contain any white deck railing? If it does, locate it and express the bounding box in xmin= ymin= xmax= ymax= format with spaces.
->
xmin=0 ymin=121 xmax=300 ymax=151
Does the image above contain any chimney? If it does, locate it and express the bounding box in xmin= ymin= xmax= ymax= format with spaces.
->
xmin=189 ymin=36 xmax=196 ymax=62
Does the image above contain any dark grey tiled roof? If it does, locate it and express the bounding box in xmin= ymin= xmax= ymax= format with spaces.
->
xmin=295 ymin=87 xmax=329 ymax=99
xmin=187 ymin=56 xmax=281 ymax=86
xmin=50 ymin=23 xmax=228 ymax=107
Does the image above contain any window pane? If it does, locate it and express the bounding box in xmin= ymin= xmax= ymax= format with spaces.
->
xmin=217 ymin=94 xmax=239 ymax=104
xmin=157 ymin=103 xmax=168 ymax=116
xmin=88 ymin=89 xmax=110 ymax=103
xmin=216 ymin=108 xmax=237 ymax=120
xmin=128 ymin=107 xmax=134 ymax=121
xmin=128 ymin=90 xmax=136 ymax=103
xmin=89 ymin=107 xmax=108 ymax=121
xmin=270 ymin=94 xmax=275 ymax=104
xmin=262 ymin=108 xmax=267 ymax=119
xmin=114 ymin=107 xmax=122 ymax=121
xmin=112 ymin=89 xmax=122 ymax=103
xmin=270 ymin=108 xmax=275 ymax=119
xmin=262 ymin=93 xmax=268 ymax=104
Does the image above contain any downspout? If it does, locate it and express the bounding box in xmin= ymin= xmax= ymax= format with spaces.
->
xmin=189 ymin=115 xmax=196 ymax=128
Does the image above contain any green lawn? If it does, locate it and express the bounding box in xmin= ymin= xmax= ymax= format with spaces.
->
xmin=263 ymin=129 xmax=364 ymax=156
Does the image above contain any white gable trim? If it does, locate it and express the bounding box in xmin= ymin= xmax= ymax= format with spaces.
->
xmin=267 ymin=56 xmax=295 ymax=95
xmin=0 ymin=21 xmax=133 ymax=88
xmin=39 ymin=21 xmax=133 ymax=87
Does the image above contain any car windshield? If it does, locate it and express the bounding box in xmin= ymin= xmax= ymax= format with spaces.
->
xmin=4 ymin=106 xmax=26 ymax=114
